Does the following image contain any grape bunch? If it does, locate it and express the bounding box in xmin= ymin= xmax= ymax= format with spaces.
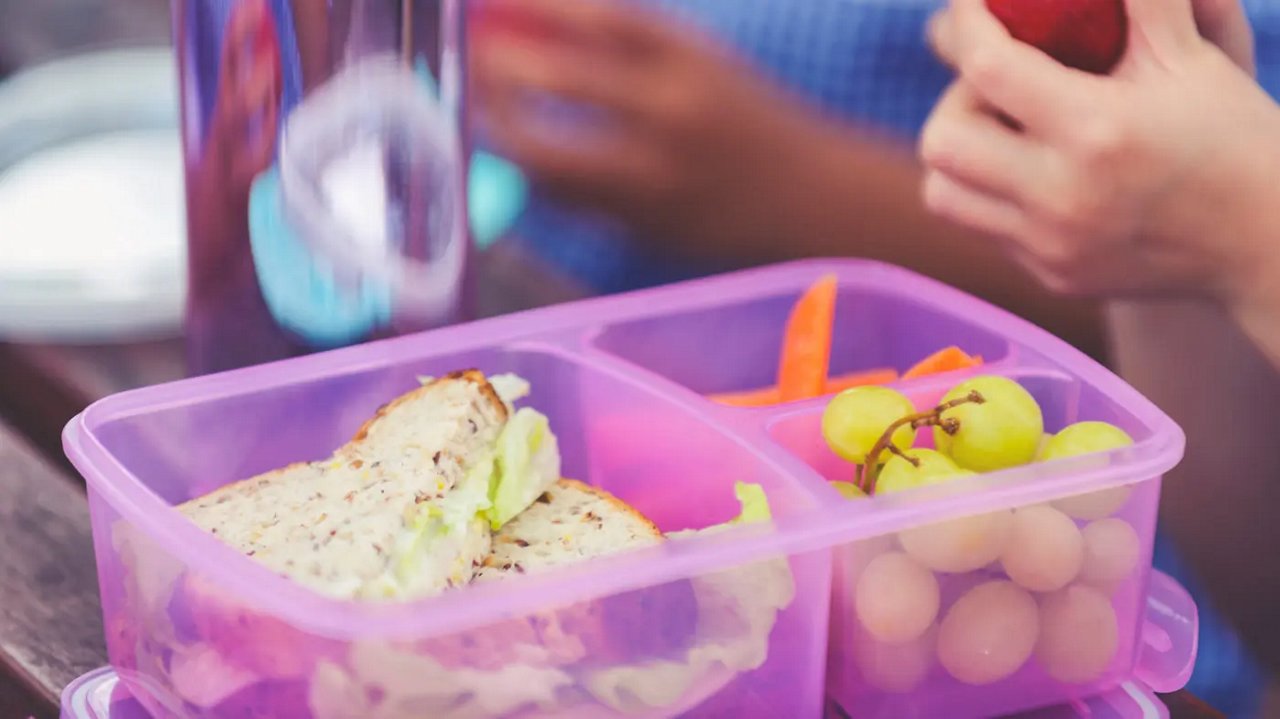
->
xmin=820 ymin=375 xmax=1132 ymax=498
xmin=824 ymin=376 xmax=1145 ymax=689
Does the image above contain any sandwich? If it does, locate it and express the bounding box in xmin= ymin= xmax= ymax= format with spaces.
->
xmin=473 ymin=478 xmax=696 ymax=665
xmin=399 ymin=478 xmax=685 ymax=675
xmin=177 ymin=369 xmax=560 ymax=601
xmin=481 ymin=481 xmax=795 ymax=717
xmin=127 ymin=370 xmax=794 ymax=717
xmin=308 ymin=481 xmax=795 ymax=719
xmin=476 ymin=478 xmax=665 ymax=582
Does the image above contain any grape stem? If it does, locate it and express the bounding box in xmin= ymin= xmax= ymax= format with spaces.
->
xmin=855 ymin=444 xmax=916 ymax=492
xmin=886 ymin=445 xmax=913 ymax=461
xmin=862 ymin=391 xmax=985 ymax=494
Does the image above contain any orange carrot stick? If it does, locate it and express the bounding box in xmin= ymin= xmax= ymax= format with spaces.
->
xmin=902 ymin=346 xmax=982 ymax=380
xmin=709 ymin=386 xmax=783 ymax=407
xmin=777 ymin=275 xmax=838 ymax=403
xmin=826 ymin=368 xmax=900 ymax=393
xmin=712 ymin=368 xmax=899 ymax=407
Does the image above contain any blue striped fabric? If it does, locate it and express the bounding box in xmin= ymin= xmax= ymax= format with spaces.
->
xmin=504 ymin=2 xmax=1280 ymax=715
xmin=1254 ymin=0 xmax=1280 ymax=99
xmin=512 ymin=0 xmax=952 ymax=293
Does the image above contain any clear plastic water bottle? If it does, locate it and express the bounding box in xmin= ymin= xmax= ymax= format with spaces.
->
xmin=175 ymin=0 xmax=471 ymax=375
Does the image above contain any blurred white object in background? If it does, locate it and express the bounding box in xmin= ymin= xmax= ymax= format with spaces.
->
xmin=0 ymin=47 xmax=185 ymax=343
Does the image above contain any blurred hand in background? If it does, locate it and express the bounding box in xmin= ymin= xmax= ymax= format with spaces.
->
xmin=469 ymin=0 xmax=1109 ymax=359
xmin=471 ymin=0 xmax=828 ymax=252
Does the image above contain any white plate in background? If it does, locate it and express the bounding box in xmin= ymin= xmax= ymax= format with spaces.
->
xmin=0 ymin=47 xmax=186 ymax=343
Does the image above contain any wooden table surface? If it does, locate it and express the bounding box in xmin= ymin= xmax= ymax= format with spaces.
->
xmin=0 ymin=420 xmax=103 ymax=719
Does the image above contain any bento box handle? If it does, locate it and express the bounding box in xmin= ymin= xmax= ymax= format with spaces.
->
xmin=1133 ymin=570 xmax=1199 ymax=694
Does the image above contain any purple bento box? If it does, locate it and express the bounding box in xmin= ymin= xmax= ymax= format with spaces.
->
xmin=64 ymin=260 xmax=1191 ymax=718
xmin=59 ymin=675 xmax=1180 ymax=719
xmin=62 ymin=570 xmax=1197 ymax=718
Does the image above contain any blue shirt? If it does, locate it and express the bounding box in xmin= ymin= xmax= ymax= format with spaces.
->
xmin=506 ymin=2 xmax=1280 ymax=715
xmin=511 ymin=0 xmax=1280 ymax=295
xmin=513 ymin=0 xmax=952 ymax=292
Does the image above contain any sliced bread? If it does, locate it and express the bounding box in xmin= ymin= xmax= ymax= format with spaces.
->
xmin=435 ymin=480 xmax=699 ymax=669
xmin=475 ymin=479 xmax=663 ymax=581
xmin=177 ymin=370 xmax=507 ymax=600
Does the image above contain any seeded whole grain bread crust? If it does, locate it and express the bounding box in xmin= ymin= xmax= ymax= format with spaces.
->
xmin=177 ymin=370 xmax=508 ymax=600
xmin=419 ymin=480 xmax=697 ymax=671
xmin=351 ymin=370 xmax=508 ymax=443
xmin=475 ymin=479 xmax=663 ymax=581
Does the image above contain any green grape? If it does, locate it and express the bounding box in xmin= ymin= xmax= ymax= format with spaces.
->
xmin=1043 ymin=422 xmax=1135 ymax=519
xmin=877 ymin=449 xmax=962 ymax=494
xmin=832 ymin=481 xmax=869 ymax=500
xmin=933 ymin=376 xmax=1044 ymax=472
xmin=1035 ymin=433 xmax=1055 ymax=461
xmin=822 ymin=386 xmax=916 ymax=464
xmin=1040 ymin=422 xmax=1132 ymax=461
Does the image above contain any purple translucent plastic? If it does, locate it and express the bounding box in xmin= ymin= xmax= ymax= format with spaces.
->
xmin=59 ymin=671 xmax=1170 ymax=719
xmin=64 ymin=260 xmax=1187 ymax=718
xmin=63 ymin=571 xmax=1193 ymax=718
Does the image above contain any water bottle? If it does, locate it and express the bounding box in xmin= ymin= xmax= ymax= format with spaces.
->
xmin=173 ymin=0 xmax=471 ymax=375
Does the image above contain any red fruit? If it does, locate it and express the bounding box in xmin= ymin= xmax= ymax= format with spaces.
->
xmin=985 ymin=0 xmax=1128 ymax=74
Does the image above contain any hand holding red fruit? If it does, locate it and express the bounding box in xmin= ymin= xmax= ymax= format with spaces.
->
xmin=918 ymin=0 xmax=1280 ymax=319
xmin=983 ymin=0 xmax=1129 ymax=75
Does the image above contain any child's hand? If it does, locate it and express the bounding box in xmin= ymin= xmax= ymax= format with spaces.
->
xmin=1187 ymin=0 xmax=1256 ymax=73
xmin=919 ymin=0 xmax=1280 ymax=303
xmin=469 ymin=0 xmax=834 ymax=246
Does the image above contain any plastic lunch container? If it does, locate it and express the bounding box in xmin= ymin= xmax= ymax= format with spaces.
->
xmin=64 ymin=260 xmax=1191 ymax=718
xmin=55 ymin=666 xmax=1183 ymax=719
xmin=60 ymin=569 xmax=1196 ymax=719
xmin=60 ymin=675 xmax=1175 ymax=719
xmin=60 ymin=577 xmax=1190 ymax=719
